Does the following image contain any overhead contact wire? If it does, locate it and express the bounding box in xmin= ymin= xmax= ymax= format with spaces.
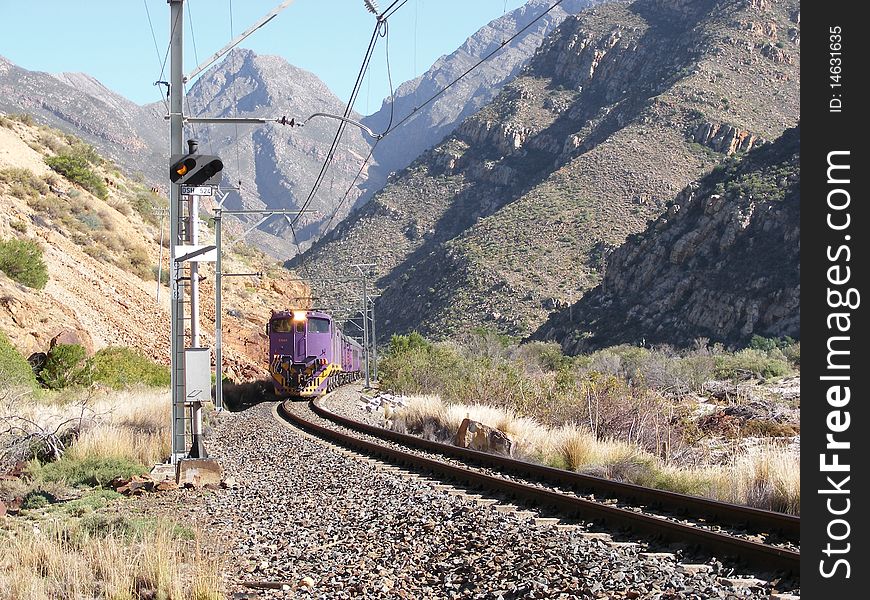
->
xmin=289 ymin=18 xmax=383 ymax=229
xmin=290 ymin=0 xmax=407 ymax=232
xmin=383 ymin=0 xmax=565 ymax=137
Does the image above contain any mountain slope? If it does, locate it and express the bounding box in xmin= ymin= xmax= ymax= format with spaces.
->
xmin=533 ymin=124 xmax=800 ymax=351
xmin=0 ymin=51 xmax=375 ymax=260
xmin=0 ymin=116 xmax=307 ymax=380
xmin=362 ymin=0 xmax=598 ymax=184
xmin=0 ymin=56 xmax=165 ymax=183
xmin=0 ymin=0 xmax=600 ymax=259
xmin=290 ymin=0 xmax=800 ymax=340
xmin=182 ymin=49 xmax=374 ymax=257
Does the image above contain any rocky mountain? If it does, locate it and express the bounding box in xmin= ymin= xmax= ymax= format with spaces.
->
xmin=181 ymin=48 xmax=375 ymax=257
xmin=533 ymin=124 xmax=800 ymax=352
xmin=0 ymin=55 xmax=165 ymax=183
xmin=0 ymin=0 xmax=600 ymax=262
xmin=290 ymin=0 xmax=800 ymax=341
xmin=0 ymin=50 xmax=375 ymax=259
xmin=0 ymin=116 xmax=307 ymax=380
xmin=362 ymin=0 xmax=598 ymax=187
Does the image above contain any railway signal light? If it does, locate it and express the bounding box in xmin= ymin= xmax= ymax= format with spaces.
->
xmin=169 ymin=154 xmax=224 ymax=186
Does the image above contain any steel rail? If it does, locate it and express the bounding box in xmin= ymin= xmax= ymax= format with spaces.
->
xmin=311 ymin=400 xmax=800 ymax=542
xmin=279 ymin=401 xmax=800 ymax=576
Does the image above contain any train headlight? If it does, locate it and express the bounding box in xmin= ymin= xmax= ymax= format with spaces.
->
xmin=292 ymin=310 xmax=307 ymax=322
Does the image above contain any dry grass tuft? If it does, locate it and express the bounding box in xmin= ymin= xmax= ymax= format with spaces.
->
xmin=714 ymin=443 xmax=800 ymax=513
xmin=1 ymin=387 xmax=170 ymax=470
xmin=393 ymin=396 xmax=800 ymax=514
xmin=0 ymin=518 xmax=223 ymax=599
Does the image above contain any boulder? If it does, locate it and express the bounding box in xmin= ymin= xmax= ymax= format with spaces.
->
xmin=454 ymin=418 xmax=514 ymax=456
xmin=114 ymin=475 xmax=154 ymax=495
xmin=49 ymin=328 xmax=95 ymax=356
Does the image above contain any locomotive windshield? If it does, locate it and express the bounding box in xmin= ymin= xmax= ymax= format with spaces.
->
xmin=309 ymin=317 xmax=331 ymax=333
xmin=271 ymin=318 xmax=293 ymax=333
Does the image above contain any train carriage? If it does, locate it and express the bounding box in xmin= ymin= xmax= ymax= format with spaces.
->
xmin=267 ymin=310 xmax=361 ymax=398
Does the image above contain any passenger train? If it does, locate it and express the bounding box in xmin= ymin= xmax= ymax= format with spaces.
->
xmin=267 ymin=310 xmax=362 ymax=398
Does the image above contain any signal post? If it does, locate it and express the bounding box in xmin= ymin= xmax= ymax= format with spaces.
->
xmin=165 ymin=0 xmax=293 ymax=469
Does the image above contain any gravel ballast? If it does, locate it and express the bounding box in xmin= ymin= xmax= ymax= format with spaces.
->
xmin=152 ymin=386 xmax=788 ymax=598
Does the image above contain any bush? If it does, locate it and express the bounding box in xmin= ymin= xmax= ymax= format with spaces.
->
xmin=20 ymin=489 xmax=57 ymax=510
xmin=0 ymin=237 xmax=49 ymax=289
xmin=122 ymin=245 xmax=153 ymax=280
xmin=713 ymin=348 xmax=792 ymax=380
xmin=28 ymin=455 xmax=147 ymax=487
xmin=9 ymin=113 xmax=35 ymax=126
xmin=39 ymin=343 xmax=93 ymax=389
xmin=0 ymin=330 xmax=39 ymax=390
xmin=91 ymin=347 xmax=170 ymax=389
xmin=131 ymin=189 xmax=164 ymax=225
xmin=387 ymin=332 xmax=431 ymax=355
xmin=782 ymin=341 xmax=800 ymax=367
xmin=45 ymin=153 xmax=108 ymax=200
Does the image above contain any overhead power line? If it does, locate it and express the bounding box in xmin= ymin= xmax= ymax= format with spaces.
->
xmin=288 ymin=10 xmax=384 ymax=229
xmin=382 ymin=0 xmax=566 ymax=138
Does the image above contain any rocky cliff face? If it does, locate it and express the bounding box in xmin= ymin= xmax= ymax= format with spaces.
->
xmin=291 ymin=0 xmax=800 ymax=341
xmin=534 ymin=124 xmax=800 ymax=351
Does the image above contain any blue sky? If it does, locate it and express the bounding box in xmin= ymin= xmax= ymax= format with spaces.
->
xmin=0 ymin=0 xmax=526 ymax=113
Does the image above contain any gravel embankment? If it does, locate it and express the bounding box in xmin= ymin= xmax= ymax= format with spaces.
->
xmin=142 ymin=386 xmax=789 ymax=599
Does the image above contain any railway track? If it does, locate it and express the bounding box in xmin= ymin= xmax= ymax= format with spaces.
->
xmin=278 ymin=396 xmax=800 ymax=580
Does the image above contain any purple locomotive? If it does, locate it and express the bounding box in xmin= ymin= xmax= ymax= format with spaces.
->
xmin=267 ymin=310 xmax=362 ymax=398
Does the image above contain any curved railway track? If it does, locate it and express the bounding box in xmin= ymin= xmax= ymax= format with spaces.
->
xmin=278 ymin=396 xmax=800 ymax=579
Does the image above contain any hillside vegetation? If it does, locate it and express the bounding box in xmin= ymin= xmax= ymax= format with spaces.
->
xmin=0 ymin=113 xmax=308 ymax=380
xmin=381 ymin=330 xmax=800 ymax=513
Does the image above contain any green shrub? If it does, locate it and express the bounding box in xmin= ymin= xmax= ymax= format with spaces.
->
xmin=39 ymin=343 xmax=93 ymax=389
xmin=9 ymin=113 xmax=35 ymax=126
xmin=131 ymin=189 xmax=163 ymax=225
xmin=29 ymin=455 xmax=147 ymax=487
xmin=20 ymin=489 xmax=56 ymax=510
xmin=387 ymin=332 xmax=431 ymax=355
xmin=0 ymin=237 xmax=49 ymax=289
xmin=91 ymin=347 xmax=170 ymax=389
xmin=122 ymin=245 xmax=152 ymax=280
xmin=62 ymin=489 xmax=123 ymax=517
xmin=75 ymin=211 xmax=104 ymax=230
xmin=152 ymin=264 xmax=170 ymax=285
xmin=782 ymin=341 xmax=800 ymax=367
xmin=749 ymin=335 xmax=791 ymax=352
xmin=0 ymin=330 xmax=39 ymax=390
xmin=713 ymin=348 xmax=792 ymax=380
xmin=45 ymin=153 xmax=108 ymax=200
xmin=513 ymin=341 xmax=571 ymax=372
xmin=37 ymin=131 xmax=65 ymax=153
